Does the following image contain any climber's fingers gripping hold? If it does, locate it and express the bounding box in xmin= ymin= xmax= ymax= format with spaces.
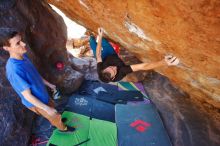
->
xmin=165 ymin=55 xmax=180 ymax=66
xmin=98 ymin=27 xmax=104 ymax=36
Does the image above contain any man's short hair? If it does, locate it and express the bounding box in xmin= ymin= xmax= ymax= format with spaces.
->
xmin=99 ymin=71 xmax=112 ymax=83
xmin=0 ymin=28 xmax=18 ymax=47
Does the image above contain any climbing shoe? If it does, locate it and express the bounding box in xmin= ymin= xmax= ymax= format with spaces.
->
xmin=59 ymin=126 xmax=75 ymax=133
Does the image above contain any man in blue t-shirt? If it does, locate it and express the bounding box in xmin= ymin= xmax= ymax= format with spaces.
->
xmin=0 ymin=28 xmax=74 ymax=133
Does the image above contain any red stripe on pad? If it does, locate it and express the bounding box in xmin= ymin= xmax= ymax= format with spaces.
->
xmin=130 ymin=120 xmax=151 ymax=132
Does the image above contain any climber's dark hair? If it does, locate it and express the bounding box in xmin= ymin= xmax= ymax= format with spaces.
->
xmin=99 ymin=71 xmax=112 ymax=83
xmin=0 ymin=28 xmax=19 ymax=47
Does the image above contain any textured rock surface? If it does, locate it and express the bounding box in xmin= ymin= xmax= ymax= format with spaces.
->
xmin=144 ymin=72 xmax=220 ymax=146
xmin=69 ymin=56 xmax=98 ymax=81
xmin=48 ymin=0 xmax=220 ymax=108
xmin=66 ymin=39 xmax=98 ymax=81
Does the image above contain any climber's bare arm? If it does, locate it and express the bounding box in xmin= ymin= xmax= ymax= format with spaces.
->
xmin=96 ymin=28 xmax=104 ymax=63
xmin=131 ymin=55 xmax=179 ymax=72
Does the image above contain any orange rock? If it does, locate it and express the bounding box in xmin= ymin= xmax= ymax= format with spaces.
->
xmin=48 ymin=0 xmax=220 ymax=108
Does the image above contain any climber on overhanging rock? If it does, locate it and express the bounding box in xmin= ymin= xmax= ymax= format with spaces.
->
xmin=90 ymin=27 xmax=180 ymax=83
xmin=0 ymin=28 xmax=75 ymax=133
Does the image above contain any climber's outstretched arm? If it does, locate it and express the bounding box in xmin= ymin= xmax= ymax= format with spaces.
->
xmin=96 ymin=28 xmax=104 ymax=63
xmin=130 ymin=55 xmax=179 ymax=72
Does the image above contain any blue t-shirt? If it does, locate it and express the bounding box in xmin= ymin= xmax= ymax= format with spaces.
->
xmin=6 ymin=54 xmax=49 ymax=108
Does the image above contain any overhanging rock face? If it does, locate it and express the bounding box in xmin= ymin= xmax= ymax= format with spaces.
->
xmin=48 ymin=0 xmax=220 ymax=108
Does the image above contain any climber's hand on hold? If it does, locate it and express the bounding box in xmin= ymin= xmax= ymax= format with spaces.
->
xmin=165 ymin=55 xmax=180 ymax=66
xmin=98 ymin=27 xmax=104 ymax=37
xmin=96 ymin=27 xmax=104 ymax=63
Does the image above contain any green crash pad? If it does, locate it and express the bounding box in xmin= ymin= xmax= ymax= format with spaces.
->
xmin=47 ymin=111 xmax=117 ymax=146
xmin=88 ymin=118 xmax=117 ymax=146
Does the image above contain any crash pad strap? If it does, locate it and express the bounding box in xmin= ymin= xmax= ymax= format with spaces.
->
xmin=49 ymin=138 xmax=90 ymax=146
xmin=97 ymin=90 xmax=143 ymax=104
xmin=74 ymin=138 xmax=90 ymax=146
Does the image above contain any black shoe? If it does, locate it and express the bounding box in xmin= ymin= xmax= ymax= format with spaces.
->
xmin=61 ymin=117 xmax=67 ymax=123
xmin=59 ymin=126 xmax=75 ymax=133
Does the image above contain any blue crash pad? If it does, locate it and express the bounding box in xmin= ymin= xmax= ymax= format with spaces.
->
xmin=116 ymin=103 xmax=172 ymax=146
xmin=66 ymin=94 xmax=115 ymax=122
